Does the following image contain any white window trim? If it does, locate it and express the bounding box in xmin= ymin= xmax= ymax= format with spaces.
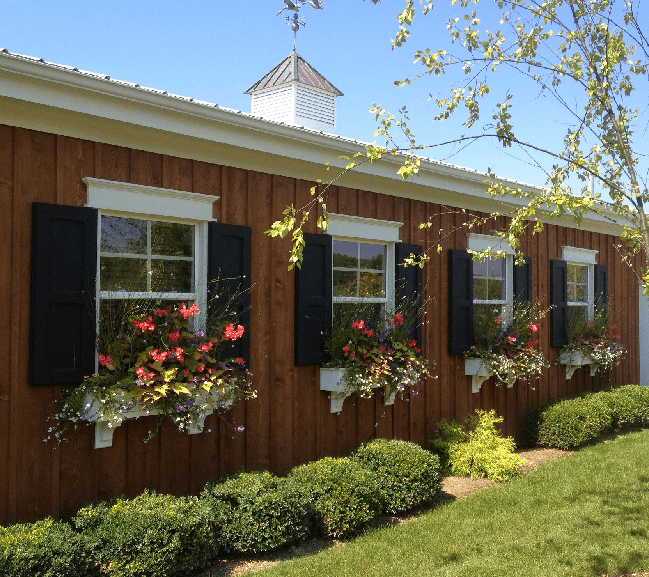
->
xmin=561 ymin=246 xmax=597 ymax=320
xmin=467 ymin=234 xmax=514 ymax=320
xmin=84 ymin=178 xmax=219 ymax=369
xmin=326 ymin=213 xmax=402 ymax=315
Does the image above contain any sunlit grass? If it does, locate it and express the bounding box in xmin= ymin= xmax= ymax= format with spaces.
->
xmin=257 ymin=430 xmax=649 ymax=577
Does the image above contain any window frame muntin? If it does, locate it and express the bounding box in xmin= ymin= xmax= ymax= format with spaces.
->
xmin=561 ymin=246 xmax=597 ymax=321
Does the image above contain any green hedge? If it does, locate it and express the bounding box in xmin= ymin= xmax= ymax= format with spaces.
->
xmin=288 ymin=457 xmax=382 ymax=539
xmin=351 ymin=438 xmax=442 ymax=514
xmin=0 ymin=518 xmax=95 ymax=577
xmin=201 ymin=471 xmax=312 ymax=554
xmin=74 ymin=491 xmax=216 ymax=577
xmin=524 ymin=385 xmax=649 ymax=449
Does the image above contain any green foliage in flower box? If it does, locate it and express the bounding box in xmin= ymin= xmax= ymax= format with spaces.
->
xmin=201 ymin=471 xmax=312 ymax=554
xmin=288 ymin=457 xmax=382 ymax=539
xmin=351 ymin=438 xmax=442 ymax=514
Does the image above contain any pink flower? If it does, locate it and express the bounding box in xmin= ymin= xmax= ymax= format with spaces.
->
xmin=224 ymin=324 xmax=245 ymax=340
xmin=528 ymin=323 xmax=539 ymax=333
xmin=507 ymin=336 xmax=517 ymax=342
xmin=392 ymin=313 xmax=404 ymax=326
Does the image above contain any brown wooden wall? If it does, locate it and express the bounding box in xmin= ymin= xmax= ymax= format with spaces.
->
xmin=0 ymin=124 xmax=642 ymax=525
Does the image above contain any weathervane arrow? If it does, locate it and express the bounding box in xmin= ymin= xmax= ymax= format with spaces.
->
xmin=277 ymin=0 xmax=325 ymax=50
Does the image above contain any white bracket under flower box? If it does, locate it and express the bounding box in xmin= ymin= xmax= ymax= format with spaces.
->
xmin=464 ymin=358 xmax=515 ymax=393
xmin=80 ymin=389 xmax=235 ymax=449
xmin=319 ymin=368 xmax=396 ymax=413
xmin=558 ymin=350 xmax=597 ymax=380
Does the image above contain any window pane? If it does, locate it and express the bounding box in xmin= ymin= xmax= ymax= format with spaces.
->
xmin=488 ymin=258 xmax=503 ymax=278
xmin=573 ymin=265 xmax=587 ymax=283
xmin=574 ymin=284 xmax=586 ymax=302
xmin=359 ymin=272 xmax=385 ymax=298
xmin=151 ymin=222 xmax=193 ymax=257
xmin=474 ymin=278 xmax=488 ymax=300
xmin=151 ymin=260 xmax=194 ymax=293
xmin=333 ymin=302 xmax=383 ymax=330
xmin=101 ymin=216 xmax=147 ymax=254
xmin=333 ymin=270 xmax=357 ymax=297
xmin=488 ymin=278 xmax=503 ymax=300
xmin=473 ymin=259 xmax=488 ymax=277
xmin=567 ymin=284 xmax=576 ymax=302
xmin=359 ymin=244 xmax=385 ymax=270
xmin=333 ymin=241 xmax=357 ymax=268
xmin=100 ymin=257 xmax=147 ymax=291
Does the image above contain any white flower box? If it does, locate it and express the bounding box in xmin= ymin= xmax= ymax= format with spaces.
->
xmin=80 ymin=388 xmax=234 ymax=449
xmin=464 ymin=358 xmax=515 ymax=393
xmin=319 ymin=367 xmax=396 ymax=413
xmin=559 ymin=349 xmax=596 ymax=380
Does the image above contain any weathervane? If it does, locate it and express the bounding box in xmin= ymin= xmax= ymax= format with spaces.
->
xmin=277 ymin=0 xmax=325 ymax=51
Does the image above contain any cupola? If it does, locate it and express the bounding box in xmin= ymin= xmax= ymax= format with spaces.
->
xmin=245 ymin=50 xmax=343 ymax=134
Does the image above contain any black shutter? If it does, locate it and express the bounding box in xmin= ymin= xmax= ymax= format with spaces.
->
xmin=550 ymin=259 xmax=568 ymax=347
xmin=30 ymin=202 xmax=97 ymax=386
xmin=395 ymin=243 xmax=423 ymax=348
xmin=295 ymin=233 xmax=332 ymax=365
xmin=208 ymin=222 xmax=252 ymax=364
xmin=594 ymin=264 xmax=608 ymax=314
xmin=448 ymin=249 xmax=474 ymax=355
xmin=513 ymin=256 xmax=533 ymax=303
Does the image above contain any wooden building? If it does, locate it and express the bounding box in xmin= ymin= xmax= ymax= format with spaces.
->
xmin=0 ymin=48 xmax=641 ymax=525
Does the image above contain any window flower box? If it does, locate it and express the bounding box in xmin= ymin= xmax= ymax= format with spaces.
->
xmin=79 ymin=387 xmax=235 ymax=449
xmin=558 ymin=349 xmax=597 ymax=380
xmin=319 ymin=367 xmax=396 ymax=414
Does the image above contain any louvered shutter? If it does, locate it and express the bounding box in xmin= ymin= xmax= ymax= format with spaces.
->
xmin=550 ymin=259 xmax=568 ymax=347
xmin=594 ymin=264 xmax=608 ymax=315
xmin=30 ymin=203 xmax=98 ymax=386
xmin=395 ymin=243 xmax=424 ymax=348
xmin=208 ymin=222 xmax=252 ymax=364
xmin=448 ymin=249 xmax=474 ymax=355
xmin=295 ymin=233 xmax=332 ymax=365
xmin=513 ymin=256 xmax=533 ymax=303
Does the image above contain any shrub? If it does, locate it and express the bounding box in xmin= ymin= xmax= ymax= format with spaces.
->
xmin=74 ymin=491 xmax=216 ymax=577
xmin=0 ymin=518 xmax=95 ymax=577
xmin=448 ymin=410 xmax=525 ymax=482
xmin=201 ymin=471 xmax=312 ymax=554
xmin=526 ymin=385 xmax=649 ymax=449
xmin=351 ymin=438 xmax=442 ymax=514
xmin=429 ymin=417 xmax=473 ymax=473
xmin=288 ymin=457 xmax=382 ymax=539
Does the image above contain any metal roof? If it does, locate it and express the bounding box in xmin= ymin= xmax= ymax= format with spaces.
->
xmin=244 ymin=50 xmax=343 ymax=96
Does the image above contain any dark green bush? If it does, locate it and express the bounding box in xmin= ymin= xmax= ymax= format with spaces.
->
xmin=74 ymin=491 xmax=215 ymax=577
xmin=351 ymin=438 xmax=442 ymax=514
xmin=612 ymin=385 xmax=649 ymax=426
xmin=429 ymin=417 xmax=473 ymax=473
xmin=288 ymin=457 xmax=382 ymax=539
xmin=201 ymin=471 xmax=312 ymax=554
xmin=0 ymin=518 xmax=95 ymax=577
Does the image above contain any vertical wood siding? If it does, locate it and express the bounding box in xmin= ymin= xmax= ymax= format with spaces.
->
xmin=0 ymin=125 xmax=642 ymax=524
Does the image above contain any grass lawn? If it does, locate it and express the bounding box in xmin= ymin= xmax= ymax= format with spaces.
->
xmin=255 ymin=430 xmax=649 ymax=577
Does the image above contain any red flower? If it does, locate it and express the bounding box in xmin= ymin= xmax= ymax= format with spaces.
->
xmin=198 ymin=341 xmax=214 ymax=352
xmin=133 ymin=316 xmax=155 ymax=332
xmin=343 ymin=344 xmax=350 ymax=357
xmin=494 ymin=315 xmax=502 ymax=324
xmin=182 ymin=369 xmax=190 ymax=377
xmin=172 ymin=347 xmax=184 ymax=363
xmin=528 ymin=323 xmax=539 ymax=333
xmin=197 ymin=364 xmax=205 ymax=372
xmin=507 ymin=336 xmax=517 ymax=342
xmin=168 ymin=331 xmax=180 ymax=342
xmin=611 ymin=324 xmax=618 ymax=330
xmin=234 ymin=357 xmax=245 ymax=365
xmin=224 ymin=324 xmax=245 ymax=340
xmin=98 ymin=353 xmax=113 ymax=366
xmin=408 ymin=340 xmax=417 ymax=347
xmin=392 ymin=313 xmax=404 ymax=326
xmin=365 ymin=328 xmax=374 ymax=337
xmin=152 ymin=307 xmax=169 ymax=317
xmin=150 ymin=349 xmax=169 ymax=362
xmin=351 ymin=320 xmax=365 ymax=330
xmin=178 ymin=302 xmax=200 ymax=319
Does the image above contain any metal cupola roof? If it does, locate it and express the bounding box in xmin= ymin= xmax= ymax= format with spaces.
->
xmin=245 ymin=50 xmax=343 ymax=96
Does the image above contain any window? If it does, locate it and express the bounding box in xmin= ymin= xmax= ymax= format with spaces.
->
xmin=550 ymin=246 xmax=607 ymax=348
xmin=29 ymin=178 xmax=252 ymax=386
xmin=294 ymin=215 xmax=423 ymax=366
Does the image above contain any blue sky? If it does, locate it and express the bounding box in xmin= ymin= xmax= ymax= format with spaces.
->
xmin=3 ymin=1 xmax=644 ymax=194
